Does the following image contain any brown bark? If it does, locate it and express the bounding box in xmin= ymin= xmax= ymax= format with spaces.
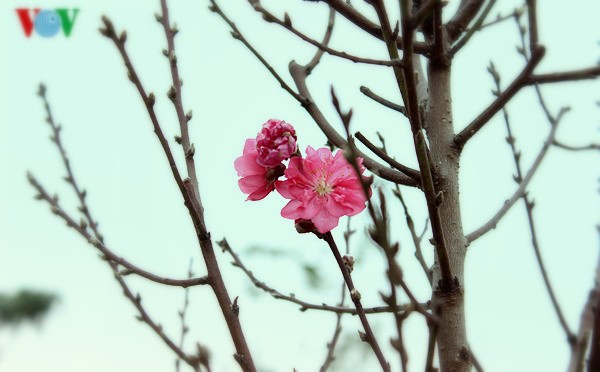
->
xmin=426 ymin=62 xmax=470 ymax=372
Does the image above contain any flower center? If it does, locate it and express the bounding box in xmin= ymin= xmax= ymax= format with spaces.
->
xmin=314 ymin=178 xmax=333 ymax=196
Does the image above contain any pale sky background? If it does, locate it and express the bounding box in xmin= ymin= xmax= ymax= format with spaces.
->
xmin=0 ymin=0 xmax=598 ymax=371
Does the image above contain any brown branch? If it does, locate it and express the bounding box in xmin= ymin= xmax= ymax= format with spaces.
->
xmin=370 ymin=0 xmax=453 ymax=290
xmin=319 ymin=219 xmax=352 ymax=372
xmin=30 ymin=86 xmax=197 ymax=368
xmin=411 ymin=0 xmax=442 ymax=30
xmin=454 ymin=45 xmax=545 ymax=151
xmin=288 ymin=63 xmax=420 ymax=187
xmin=465 ymin=107 xmax=566 ymax=243
xmin=445 ymin=0 xmax=485 ymax=41
xmin=359 ymin=86 xmax=407 ymax=116
xmin=525 ymin=0 xmax=538 ymax=49
xmin=525 ymin=66 xmax=600 ymax=85
xmin=208 ymin=1 xmax=306 ymax=104
xmin=355 ymin=132 xmax=422 ymax=183
xmin=322 ymin=0 xmax=430 ymax=54
xmin=553 ymin=140 xmax=600 ymax=152
xmin=209 ymin=0 xmax=418 ymax=187
xmin=449 ymin=0 xmax=497 ymax=55
xmin=498 ymin=87 xmax=574 ymax=343
xmin=217 ymin=238 xmax=417 ymax=315
xmin=568 ymin=240 xmax=600 ymax=372
xmin=323 ymin=232 xmax=390 ymax=372
xmin=101 ymin=8 xmax=256 ymax=369
xmin=393 ymin=185 xmax=433 ymax=284
xmin=247 ymin=1 xmax=402 ymax=67
xmin=306 ymin=7 xmax=335 ymax=74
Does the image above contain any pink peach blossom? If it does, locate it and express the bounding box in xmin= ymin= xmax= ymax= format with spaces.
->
xmin=255 ymin=119 xmax=297 ymax=167
xmin=276 ymin=146 xmax=368 ymax=233
xmin=234 ymin=139 xmax=284 ymax=201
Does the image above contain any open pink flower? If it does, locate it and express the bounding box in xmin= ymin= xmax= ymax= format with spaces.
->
xmin=234 ymin=139 xmax=284 ymax=201
xmin=275 ymin=146 xmax=368 ymax=233
xmin=256 ymin=119 xmax=297 ymax=167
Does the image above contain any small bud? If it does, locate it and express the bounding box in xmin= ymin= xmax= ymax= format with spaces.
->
xmin=350 ymin=289 xmax=361 ymax=301
xmin=171 ymin=23 xmax=179 ymax=35
xmin=185 ymin=110 xmax=193 ymax=122
xmin=167 ymin=85 xmax=176 ymax=100
xmin=169 ymin=51 xmax=177 ymax=65
xmin=119 ymin=30 xmax=127 ymax=44
xmin=147 ymin=93 xmax=156 ymax=106
xmin=162 ymin=49 xmax=169 ymax=57
xmin=98 ymin=27 xmax=111 ymax=37
xmin=283 ymin=12 xmax=292 ymax=26
xmin=185 ymin=144 xmax=195 ymax=159
xmin=174 ymin=135 xmax=182 ymax=144
xmin=342 ymin=255 xmax=355 ymax=273
xmin=154 ymin=13 xmax=163 ymax=23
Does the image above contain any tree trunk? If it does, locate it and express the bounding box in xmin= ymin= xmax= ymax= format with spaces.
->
xmin=426 ymin=60 xmax=471 ymax=372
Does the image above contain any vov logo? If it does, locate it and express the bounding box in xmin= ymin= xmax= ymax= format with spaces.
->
xmin=16 ymin=8 xmax=80 ymax=38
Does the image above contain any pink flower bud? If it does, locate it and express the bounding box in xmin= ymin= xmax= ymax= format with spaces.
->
xmin=255 ymin=119 xmax=297 ymax=167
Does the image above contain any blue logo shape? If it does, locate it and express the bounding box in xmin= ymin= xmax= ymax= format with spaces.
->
xmin=35 ymin=10 xmax=60 ymax=37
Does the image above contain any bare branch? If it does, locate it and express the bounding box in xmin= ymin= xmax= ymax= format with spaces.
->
xmin=525 ymin=66 xmax=600 ymax=85
xmin=359 ymin=86 xmax=407 ymax=116
xmin=321 ymin=0 xmax=430 ymax=54
xmin=208 ymin=1 xmax=306 ymax=105
xmin=454 ymin=45 xmax=545 ymax=151
xmin=323 ymin=232 xmax=390 ymax=372
xmin=466 ymin=107 xmax=566 ymax=243
xmin=248 ymin=1 xmax=402 ymax=67
xmin=553 ymin=140 xmax=600 ymax=152
xmin=355 ymin=132 xmax=422 ymax=183
xmin=30 ymin=86 xmax=197 ymax=367
xmin=393 ymin=185 xmax=433 ymax=284
xmin=306 ymin=7 xmax=336 ymax=74
xmin=445 ymin=0 xmax=485 ymax=41
xmin=217 ymin=238 xmax=418 ymax=315
xmin=449 ymin=0 xmax=497 ymax=55
xmin=568 ymin=239 xmax=600 ymax=372
xmin=288 ymin=62 xmax=420 ymax=187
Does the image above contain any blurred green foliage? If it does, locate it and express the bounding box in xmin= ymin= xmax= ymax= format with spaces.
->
xmin=0 ymin=289 xmax=57 ymax=326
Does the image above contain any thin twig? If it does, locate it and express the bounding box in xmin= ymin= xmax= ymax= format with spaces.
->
xmin=248 ymin=0 xmax=402 ymax=67
xmin=175 ymin=259 xmax=195 ymax=372
xmin=217 ymin=238 xmax=417 ymax=315
xmin=101 ymin=9 xmax=256 ymax=369
xmin=567 ymin=232 xmax=600 ymax=372
xmin=321 ymin=0 xmax=430 ymax=54
xmin=370 ymin=0 xmax=453 ymax=290
xmin=510 ymin=18 xmax=575 ymax=343
xmin=525 ymin=66 xmax=600 ymax=85
xmin=210 ymin=0 xmax=419 ymax=188
xmin=30 ymin=87 xmax=196 ymax=367
xmin=208 ymin=1 xmax=306 ymax=104
xmin=445 ymin=0 xmax=485 ymax=41
xmin=359 ymin=85 xmax=407 ymax=116
xmin=323 ymin=232 xmax=390 ymax=372
xmin=355 ymin=131 xmax=421 ymax=184
xmin=553 ymin=141 xmax=600 ymax=152
xmin=394 ymin=185 xmax=433 ymax=284
xmin=454 ymin=45 xmax=545 ymax=151
xmin=466 ymin=107 xmax=566 ymax=243
xmin=306 ymin=7 xmax=335 ymax=75
xmin=319 ymin=219 xmax=352 ymax=372
xmin=449 ymin=0 xmax=497 ymax=55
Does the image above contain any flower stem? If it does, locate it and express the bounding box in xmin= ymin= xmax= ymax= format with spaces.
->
xmin=323 ymin=232 xmax=390 ymax=372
